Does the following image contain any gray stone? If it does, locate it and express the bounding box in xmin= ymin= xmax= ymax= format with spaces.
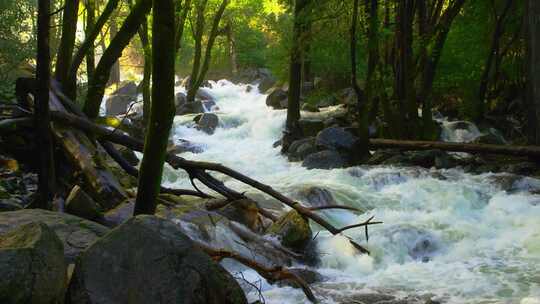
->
xmin=194 ymin=113 xmax=219 ymax=134
xmin=67 ymin=216 xmax=247 ymax=304
xmin=65 ymin=185 xmax=102 ymax=221
xmin=196 ymin=88 xmax=215 ymax=102
xmin=0 ymin=209 xmax=109 ymax=262
xmin=298 ymin=186 xmax=336 ymax=207
xmin=0 ymin=222 xmax=66 ymax=303
xmin=106 ymin=94 xmax=135 ymax=116
xmin=267 ymin=210 xmax=312 ymax=251
xmin=266 ymin=88 xmax=288 ymax=109
xmin=299 ymin=118 xmax=325 ymax=137
xmin=111 ymin=81 xmax=138 ymax=97
xmin=302 ymin=150 xmax=347 ymax=170
xmin=316 ymin=127 xmax=359 ymax=152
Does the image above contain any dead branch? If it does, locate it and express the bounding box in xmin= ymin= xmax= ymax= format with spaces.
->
xmin=309 ymin=205 xmax=362 ymax=212
xmin=199 ymin=244 xmax=318 ymax=303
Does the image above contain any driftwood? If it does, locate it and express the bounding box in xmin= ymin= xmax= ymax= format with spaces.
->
xmin=370 ymin=138 xmax=540 ymax=158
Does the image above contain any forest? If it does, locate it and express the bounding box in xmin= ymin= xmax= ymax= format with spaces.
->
xmin=0 ymin=0 xmax=539 ymax=303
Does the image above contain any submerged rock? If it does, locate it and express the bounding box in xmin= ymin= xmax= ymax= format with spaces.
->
xmin=316 ymin=127 xmax=359 ymax=152
xmin=298 ymin=186 xmax=336 ymax=207
xmin=68 ymin=216 xmax=247 ymax=304
xmin=267 ymin=210 xmax=312 ymax=251
xmin=0 ymin=222 xmax=66 ymax=303
xmin=0 ymin=209 xmax=109 ymax=262
xmin=194 ymin=113 xmax=219 ymax=134
xmin=288 ymin=137 xmax=317 ymax=161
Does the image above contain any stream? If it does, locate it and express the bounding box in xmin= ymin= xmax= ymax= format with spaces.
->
xmin=158 ymin=80 xmax=539 ymax=304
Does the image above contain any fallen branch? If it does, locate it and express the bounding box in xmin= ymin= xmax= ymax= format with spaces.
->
xmin=309 ymin=205 xmax=362 ymax=212
xmin=199 ymin=244 xmax=317 ymax=303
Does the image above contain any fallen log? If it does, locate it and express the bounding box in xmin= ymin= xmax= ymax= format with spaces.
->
xmin=46 ymin=109 xmax=380 ymax=254
xmin=370 ymin=138 xmax=540 ymax=158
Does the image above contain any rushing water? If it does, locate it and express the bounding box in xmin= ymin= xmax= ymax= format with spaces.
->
xmin=160 ymin=80 xmax=540 ymax=304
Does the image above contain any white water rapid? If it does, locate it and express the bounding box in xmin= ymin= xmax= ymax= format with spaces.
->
xmin=160 ymin=80 xmax=539 ymax=304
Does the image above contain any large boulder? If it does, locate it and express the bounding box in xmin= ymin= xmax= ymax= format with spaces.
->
xmin=0 ymin=222 xmax=66 ymax=303
xmin=316 ymin=127 xmax=359 ymax=152
xmin=288 ymin=137 xmax=317 ymax=162
xmin=194 ymin=113 xmax=219 ymax=134
xmin=266 ymin=88 xmax=288 ymax=109
xmin=111 ymin=81 xmax=138 ymax=97
xmin=106 ymin=94 xmax=136 ymax=116
xmin=0 ymin=209 xmax=109 ymax=262
xmin=196 ymin=88 xmax=215 ymax=102
xmin=302 ymin=150 xmax=347 ymax=170
xmin=298 ymin=186 xmax=336 ymax=208
xmin=267 ymin=210 xmax=312 ymax=251
xmin=299 ymin=118 xmax=325 ymax=137
xmin=67 ymin=216 xmax=247 ymax=304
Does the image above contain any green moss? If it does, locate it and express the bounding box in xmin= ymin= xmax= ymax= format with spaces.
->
xmin=267 ymin=210 xmax=312 ymax=250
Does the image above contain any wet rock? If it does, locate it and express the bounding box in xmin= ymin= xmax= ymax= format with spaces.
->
xmin=217 ymin=199 xmax=264 ymax=232
xmin=111 ymin=81 xmax=138 ymax=97
xmin=486 ymin=173 xmax=523 ymax=192
xmin=194 ymin=113 xmax=219 ymax=134
xmin=302 ymin=150 xmax=347 ymax=170
xmin=382 ymin=150 xmax=455 ymax=169
xmin=167 ymin=139 xmax=204 ymax=154
xmin=473 ymin=129 xmax=507 ymax=145
xmin=316 ymin=127 xmax=359 ymax=152
xmin=106 ymin=94 xmax=135 ymax=116
xmin=175 ymin=92 xmax=187 ymax=109
xmin=298 ymin=186 xmax=336 ymax=207
xmin=299 ymin=118 xmax=325 ymax=137
xmin=276 ymin=268 xmax=323 ymax=288
xmin=387 ymin=225 xmax=440 ymax=262
xmin=288 ymin=137 xmax=317 ymax=161
xmin=68 ymin=216 xmax=247 ymax=304
xmin=0 ymin=222 xmax=66 ymax=303
xmin=0 ymin=209 xmax=109 ymax=262
xmin=343 ymin=293 xmax=396 ymax=304
xmin=115 ymin=144 xmax=139 ymax=166
xmin=267 ymin=210 xmax=312 ymax=251
xmin=65 ymin=185 xmax=102 ymax=221
xmin=266 ymin=88 xmax=288 ymax=109
xmin=196 ymin=88 xmax=215 ymax=102
xmin=502 ymin=162 xmax=539 ymax=176
xmin=102 ymin=200 xmax=135 ymax=227
xmin=366 ymin=149 xmax=399 ymax=165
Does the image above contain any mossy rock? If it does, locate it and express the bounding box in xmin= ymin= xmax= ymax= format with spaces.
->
xmin=0 ymin=222 xmax=66 ymax=303
xmin=267 ymin=210 xmax=312 ymax=250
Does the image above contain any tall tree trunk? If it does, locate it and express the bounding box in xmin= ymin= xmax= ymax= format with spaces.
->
xmin=67 ymin=0 xmax=121 ymax=99
xmin=134 ymin=0 xmax=176 ymax=215
xmin=108 ymin=15 xmax=121 ymax=87
xmin=55 ymin=0 xmax=80 ymax=94
xmin=187 ymin=0 xmax=229 ymax=103
xmin=175 ymin=0 xmax=192 ymax=52
xmin=36 ymin=0 xmax=55 ymax=209
xmin=478 ymin=0 xmax=513 ymax=122
xmin=83 ymin=0 xmax=152 ymax=119
xmin=283 ymin=0 xmax=310 ymax=151
xmin=364 ymin=0 xmax=379 ymax=125
xmin=86 ymin=0 xmax=96 ymax=83
xmin=225 ymin=20 xmax=238 ymax=76
xmin=395 ymin=0 xmax=418 ymax=139
xmin=527 ymin=0 xmax=540 ymax=145
xmin=140 ymin=21 xmax=152 ymax=127
xmin=351 ymin=0 xmax=370 ymax=158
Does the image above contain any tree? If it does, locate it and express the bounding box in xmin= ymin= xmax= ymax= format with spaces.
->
xmin=527 ymin=0 xmax=540 ymax=145
xmin=186 ymin=0 xmax=230 ymax=103
xmin=134 ymin=0 xmax=176 ymax=215
xmin=85 ymin=0 xmax=96 ymax=81
xmin=35 ymin=0 xmax=55 ymax=209
xmin=83 ymin=0 xmax=152 ymax=119
xmin=283 ymin=0 xmax=311 ymax=152
xmin=55 ymin=0 xmax=80 ymax=95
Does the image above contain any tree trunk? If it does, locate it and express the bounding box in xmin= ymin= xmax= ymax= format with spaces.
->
xmin=35 ymin=0 xmax=55 ymax=209
xmin=364 ymin=0 xmax=379 ymax=125
xmin=83 ymin=0 xmax=152 ymax=119
xmin=187 ymin=0 xmax=229 ymax=103
xmin=140 ymin=21 xmax=152 ymax=127
xmin=175 ymin=0 xmax=192 ymax=52
xmin=284 ymin=0 xmax=310 ymax=151
xmin=351 ymin=0 xmax=369 ymax=157
xmin=67 ymin=0 xmax=121 ymax=99
xmin=85 ymin=0 xmax=96 ymax=82
xmin=108 ymin=15 xmax=121 ymax=87
xmin=478 ymin=0 xmax=513 ymax=122
xmin=225 ymin=20 xmax=238 ymax=76
xmin=134 ymin=0 xmax=177 ymax=215
xmin=55 ymin=0 xmax=80 ymax=95
xmin=527 ymin=0 xmax=540 ymax=145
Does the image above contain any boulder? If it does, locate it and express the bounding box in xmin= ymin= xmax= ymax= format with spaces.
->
xmin=65 ymin=185 xmax=102 ymax=221
xmin=0 ymin=209 xmax=109 ymax=262
xmin=299 ymin=118 xmax=325 ymax=137
xmin=288 ymin=137 xmax=317 ymax=162
xmin=302 ymin=150 xmax=347 ymax=170
xmin=256 ymin=68 xmax=276 ymax=93
xmin=316 ymin=127 xmax=359 ymax=152
xmin=105 ymin=94 xmax=135 ymax=116
xmin=67 ymin=216 xmax=247 ymax=304
xmin=298 ymin=186 xmax=336 ymax=207
xmin=267 ymin=210 xmax=312 ymax=251
xmin=115 ymin=144 xmax=139 ymax=166
xmin=175 ymin=92 xmax=187 ymax=108
xmin=196 ymin=88 xmax=215 ymax=102
xmin=194 ymin=113 xmax=219 ymax=134
xmin=0 ymin=222 xmax=66 ymax=303
xmin=217 ymin=199 xmax=263 ymax=232
xmin=167 ymin=139 xmax=204 ymax=154
xmin=266 ymin=88 xmax=288 ymax=109
xmin=301 ymin=103 xmax=319 ymax=112
xmin=111 ymin=81 xmax=138 ymax=97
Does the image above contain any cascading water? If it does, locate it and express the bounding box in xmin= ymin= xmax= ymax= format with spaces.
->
xmin=162 ymin=80 xmax=539 ymax=304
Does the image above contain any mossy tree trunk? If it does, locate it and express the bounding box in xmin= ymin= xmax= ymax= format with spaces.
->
xmin=108 ymin=15 xmax=121 ymax=88
xmin=85 ymin=0 xmax=96 ymax=82
xmin=527 ymin=0 xmax=540 ymax=145
xmin=134 ymin=0 xmax=176 ymax=215
xmin=36 ymin=0 xmax=55 ymax=209
xmin=83 ymin=0 xmax=152 ymax=119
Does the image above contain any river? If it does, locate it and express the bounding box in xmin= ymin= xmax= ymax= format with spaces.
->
xmin=159 ymin=80 xmax=539 ymax=304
